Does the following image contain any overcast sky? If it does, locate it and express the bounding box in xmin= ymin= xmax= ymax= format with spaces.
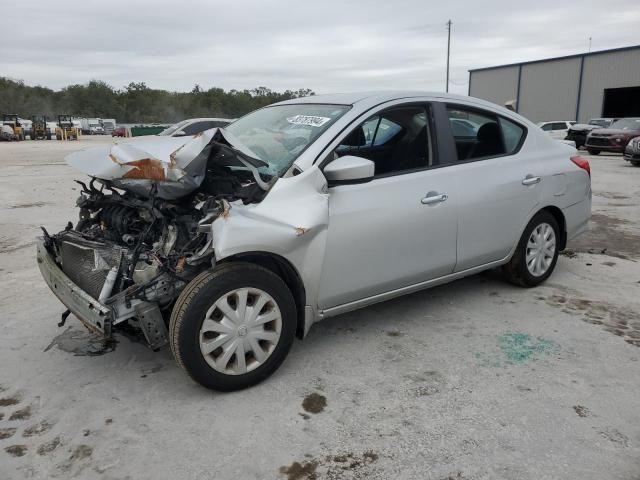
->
xmin=3 ymin=0 xmax=639 ymax=95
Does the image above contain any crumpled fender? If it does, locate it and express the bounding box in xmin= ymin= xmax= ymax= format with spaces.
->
xmin=211 ymin=165 xmax=329 ymax=318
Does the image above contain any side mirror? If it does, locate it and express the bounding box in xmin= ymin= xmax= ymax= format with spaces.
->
xmin=175 ymin=130 xmax=187 ymax=136
xmin=324 ymin=155 xmax=375 ymax=186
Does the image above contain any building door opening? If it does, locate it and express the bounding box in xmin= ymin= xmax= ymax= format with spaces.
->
xmin=602 ymin=86 xmax=640 ymax=118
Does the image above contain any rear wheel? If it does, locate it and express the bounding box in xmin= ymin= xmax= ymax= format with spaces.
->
xmin=631 ymin=160 xmax=640 ymax=167
xmin=169 ymin=263 xmax=296 ymax=391
xmin=587 ymin=149 xmax=600 ymax=155
xmin=503 ymin=211 xmax=560 ymax=287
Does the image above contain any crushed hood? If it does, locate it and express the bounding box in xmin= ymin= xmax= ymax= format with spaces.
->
xmin=65 ymin=128 xmax=268 ymax=200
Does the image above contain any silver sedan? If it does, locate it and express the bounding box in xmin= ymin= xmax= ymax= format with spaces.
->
xmin=38 ymin=91 xmax=592 ymax=391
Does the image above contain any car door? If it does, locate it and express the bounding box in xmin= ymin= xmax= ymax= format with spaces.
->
xmin=437 ymin=102 xmax=540 ymax=271
xmin=317 ymin=103 xmax=458 ymax=309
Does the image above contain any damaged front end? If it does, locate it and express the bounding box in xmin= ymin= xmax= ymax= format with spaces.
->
xmin=37 ymin=128 xmax=275 ymax=349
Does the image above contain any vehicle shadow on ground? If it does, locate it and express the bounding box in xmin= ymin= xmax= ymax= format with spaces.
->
xmin=298 ymin=268 xmax=514 ymax=349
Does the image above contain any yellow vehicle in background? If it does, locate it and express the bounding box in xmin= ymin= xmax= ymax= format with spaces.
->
xmin=56 ymin=115 xmax=79 ymax=140
xmin=2 ymin=114 xmax=25 ymax=140
xmin=31 ymin=115 xmax=52 ymax=140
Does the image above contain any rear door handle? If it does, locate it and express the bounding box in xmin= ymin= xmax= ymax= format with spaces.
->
xmin=522 ymin=175 xmax=541 ymax=186
xmin=421 ymin=193 xmax=448 ymax=205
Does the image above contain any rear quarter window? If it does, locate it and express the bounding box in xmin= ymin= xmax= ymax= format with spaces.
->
xmin=499 ymin=118 xmax=526 ymax=154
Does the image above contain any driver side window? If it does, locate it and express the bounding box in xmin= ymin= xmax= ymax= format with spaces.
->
xmin=334 ymin=105 xmax=432 ymax=176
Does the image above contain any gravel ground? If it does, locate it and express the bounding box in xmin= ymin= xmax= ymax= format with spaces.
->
xmin=0 ymin=137 xmax=639 ymax=480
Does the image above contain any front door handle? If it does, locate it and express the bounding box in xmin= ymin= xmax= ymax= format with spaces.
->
xmin=522 ymin=175 xmax=541 ymax=186
xmin=421 ymin=193 xmax=448 ymax=205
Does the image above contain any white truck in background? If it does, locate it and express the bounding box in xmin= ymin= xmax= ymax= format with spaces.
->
xmin=76 ymin=117 xmax=113 ymax=135
xmin=79 ymin=118 xmax=102 ymax=135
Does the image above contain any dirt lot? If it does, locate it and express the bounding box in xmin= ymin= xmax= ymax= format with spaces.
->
xmin=0 ymin=137 xmax=639 ymax=480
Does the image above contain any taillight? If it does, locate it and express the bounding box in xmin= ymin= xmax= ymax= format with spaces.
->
xmin=570 ymin=155 xmax=590 ymax=177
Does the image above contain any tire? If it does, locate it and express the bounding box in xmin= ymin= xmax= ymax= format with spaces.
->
xmin=631 ymin=160 xmax=640 ymax=167
xmin=169 ymin=262 xmax=297 ymax=391
xmin=502 ymin=211 xmax=560 ymax=288
xmin=587 ymin=149 xmax=600 ymax=155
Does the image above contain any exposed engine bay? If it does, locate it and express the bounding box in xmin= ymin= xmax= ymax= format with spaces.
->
xmin=40 ymin=129 xmax=276 ymax=349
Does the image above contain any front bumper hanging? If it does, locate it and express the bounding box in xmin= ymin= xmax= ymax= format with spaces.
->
xmin=36 ymin=238 xmax=112 ymax=336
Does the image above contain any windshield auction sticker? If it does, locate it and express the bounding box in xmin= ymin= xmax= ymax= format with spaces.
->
xmin=286 ymin=115 xmax=331 ymax=127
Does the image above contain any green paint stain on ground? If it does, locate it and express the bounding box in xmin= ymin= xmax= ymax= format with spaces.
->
xmin=476 ymin=332 xmax=558 ymax=367
xmin=498 ymin=333 xmax=557 ymax=363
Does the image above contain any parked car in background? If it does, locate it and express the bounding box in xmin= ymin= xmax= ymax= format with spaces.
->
xmin=585 ymin=118 xmax=640 ymax=155
xmin=36 ymin=91 xmax=591 ymax=391
xmin=624 ymin=137 xmax=640 ymax=166
xmin=112 ymin=126 xmax=127 ymax=137
xmin=157 ymin=118 xmax=234 ymax=137
xmin=0 ymin=124 xmax=15 ymax=141
xmin=565 ymin=118 xmax=615 ymax=148
xmin=537 ymin=121 xmax=575 ymax=140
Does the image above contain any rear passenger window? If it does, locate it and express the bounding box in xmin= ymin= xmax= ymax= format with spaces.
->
xmin=499 ymin=118 xmax=525 ymax=153
xmin=446 ymin=106 xmax=505 ymax=160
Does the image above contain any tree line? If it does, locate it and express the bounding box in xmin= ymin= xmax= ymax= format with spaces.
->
xmin=0 ymin=77 xmax=315 ymax=123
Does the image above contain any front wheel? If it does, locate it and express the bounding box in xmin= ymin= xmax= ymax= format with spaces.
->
xmin=503 ymin=211 xmax=560 ymax=287
xmin=631 ymin=160 xmax=640 ymax=167
xmin=587 ymin=149 xmax=600 ymax=155
xmin=169 ymin=263 xmax=297 ymax=391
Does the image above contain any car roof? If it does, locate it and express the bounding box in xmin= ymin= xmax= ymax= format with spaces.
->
xmin=271 ymin=91 xmax=543 ymax=125
xmin=273 ymin=90 xmax=484 ymax=106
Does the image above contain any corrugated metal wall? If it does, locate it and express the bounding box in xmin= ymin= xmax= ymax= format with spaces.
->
xmin=469 ymin=46 xmax=640 ymax=123
xmin=518 ymin=58 xmax=580 ymax=122
xmin=578 ymin=49 xmax=640 ymax=122
xmin=468 ymin=66 xmax=519 ymax=107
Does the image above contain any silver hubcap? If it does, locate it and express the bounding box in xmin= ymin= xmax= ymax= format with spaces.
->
xmin=526 ymin=222 xmax=556 ymax=277
xmin=199 ymin=288 xmax=282 ymax=375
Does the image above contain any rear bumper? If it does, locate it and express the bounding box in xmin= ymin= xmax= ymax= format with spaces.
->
xmin=564 ymin=197 xmax=591 ymax=242
xmin=36 ymin=238 xmax=111 ymax=336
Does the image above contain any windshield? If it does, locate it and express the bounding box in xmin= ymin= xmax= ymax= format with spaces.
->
xmin=589 ymin=119 xmax=610 ymax=127
xmin=158 ymin=120 xmax=189 ymax=136
xmin=225 ymin=104 xmax=350 ymax=175
xmin=609 ymin=118 xmax=640 ymax=130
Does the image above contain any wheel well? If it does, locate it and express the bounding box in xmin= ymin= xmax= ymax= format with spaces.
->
xmin=541 ymin=206 xmax=567 ymax=250
xmin=221 ymin=252 xmax=307 ymax=339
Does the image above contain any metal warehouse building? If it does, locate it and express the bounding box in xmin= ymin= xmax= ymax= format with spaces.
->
xmin=468 ymin=44 xmax=640 ymax=123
